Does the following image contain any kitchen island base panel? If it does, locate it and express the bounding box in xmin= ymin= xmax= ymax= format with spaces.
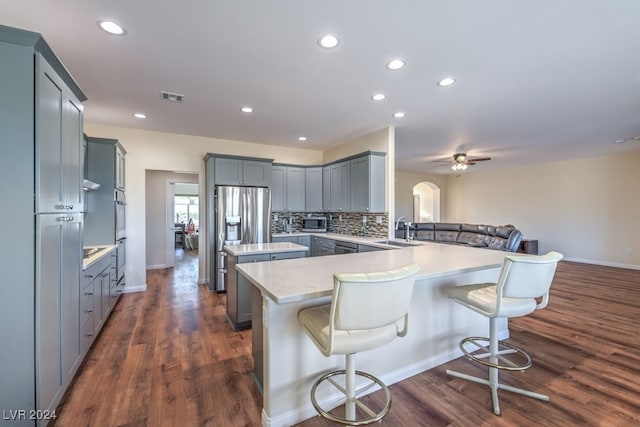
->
xmin=253 ymin=267 xmax=506 ymax=427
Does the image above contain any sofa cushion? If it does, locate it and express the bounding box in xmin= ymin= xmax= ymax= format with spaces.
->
xmin=496 ymin=225 xmax=515 ymax=239
xmin=487 ymin=236 xmax=507 ymax=250
xmin=434 ymin=223 xmax=462 ymax=231
xmin=435 ymin=230 xmax=460 ymax=242
xmin=461 ymin=223 xmax=482 ymax=233
xmin=467 ymin=235 xmax=489 ymax=247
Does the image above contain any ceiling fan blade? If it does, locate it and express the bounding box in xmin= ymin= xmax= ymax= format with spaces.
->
xmin=468 ymin=157 xmax=491 ymax=162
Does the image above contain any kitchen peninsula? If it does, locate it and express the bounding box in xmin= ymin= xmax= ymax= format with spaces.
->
xmin=224 ymin=242 xmax=308 ymax=330
xmin=238 ymin=242 xmax=511 ymax=427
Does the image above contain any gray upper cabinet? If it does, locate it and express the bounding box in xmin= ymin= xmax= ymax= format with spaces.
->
xmin=350 ymin=153 xmax=386 ymax=212
xmin=329 ymin=160 xmax=351 ymax=212
xmin=85 ymin=137 xmax=126 ymax=245
xmin=1 ymin=25 xmax=87 ymax=417
xmin=322 ymin=167 xmax=331 ymax=212
xmin=271 ymin=165 xmax=286 ymax=211
xmin=271 ymin=165 xmax=305 ymax=212
xmin=286 ymin=167 xmax=305 ymax=211
xmin=214 ymin=157 xmax=272 ymax=186
xmin=35 ymin=53 xmax=84 ymax=214
xmin=305 ymin=167 xmax=323 ymax=212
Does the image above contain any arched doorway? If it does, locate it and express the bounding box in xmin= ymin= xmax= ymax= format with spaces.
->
xmin=412 ymin=182 xmax=440 ymax=222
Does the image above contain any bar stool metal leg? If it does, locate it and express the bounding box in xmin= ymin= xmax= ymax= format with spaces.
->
xmin=447 ymin=318 xmax=549 ymax=415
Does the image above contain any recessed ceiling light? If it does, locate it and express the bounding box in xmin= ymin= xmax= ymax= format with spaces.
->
xmin=298 ymin=136 xmax=308 ymax=142
xmin=437 ymin=77 xmax=456 ymax=87
xmin=386 ymin=59 xmax=406 ymax=71
xmin=318 ymin=34 xmax=340 ymax=49
xmin=97 ymin=20 xmax=126 ymax=36
xmin=371 ymin=93 xmax=386 ymax=101
xmin=393 ymin=112 xmax=405 ymax=118
xmin=241 ymin=106 xmax=253 ymax=113
xmin=133 ymin=113 xmax=146 ymax=119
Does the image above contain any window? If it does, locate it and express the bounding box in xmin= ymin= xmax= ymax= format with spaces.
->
xmin=175 ymin=196 xmax=199 ymax=228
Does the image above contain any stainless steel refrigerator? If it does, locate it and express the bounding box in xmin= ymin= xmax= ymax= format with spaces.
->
xmin=211 ymin=186 xmax=271 ymax=292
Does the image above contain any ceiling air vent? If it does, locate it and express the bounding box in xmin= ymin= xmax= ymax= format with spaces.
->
xmin=160 ymin=91 xmax=184 ymax=102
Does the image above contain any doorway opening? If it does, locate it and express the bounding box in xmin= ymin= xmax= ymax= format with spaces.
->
xmin=412 ymin=181 xmax=440 ymax=222
xmin=145 ymin=170 xmax=198 ymax=271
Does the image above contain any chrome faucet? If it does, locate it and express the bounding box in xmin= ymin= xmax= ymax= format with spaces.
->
xmin=395 ymin=217 xmax=412 ymax=242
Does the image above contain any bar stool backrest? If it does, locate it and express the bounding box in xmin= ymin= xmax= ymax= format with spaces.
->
xmin=499 ymin=251 xmax=563 ymax=300
xmin=331 ymin=264 xmax=420 ymax=331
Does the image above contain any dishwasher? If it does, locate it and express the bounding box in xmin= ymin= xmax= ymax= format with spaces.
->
xmin=334 ymin=240 xmax=358 ymax=254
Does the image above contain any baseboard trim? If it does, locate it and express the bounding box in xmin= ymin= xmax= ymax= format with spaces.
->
xmin=123 ymin=283 xmax=147 ymax=293
xmin=146 ymin=264 xmax=167 ymax=270
xmin=565 ymin=257 xmax=640 ymax=271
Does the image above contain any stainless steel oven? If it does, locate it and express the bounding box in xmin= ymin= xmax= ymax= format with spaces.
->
xmin=115 ymin=189 xmax=126 ymax=240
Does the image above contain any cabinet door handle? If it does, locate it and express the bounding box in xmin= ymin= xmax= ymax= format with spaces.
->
xmin=85 ymin=309 xmax=93 ymax=313
xmin=85 ymin=333 xmax=94 ymax=338
xmin=85 ymin=274 xmax=94 ymax=278
xmin=84 ymin=292 xmax=93 ymax=296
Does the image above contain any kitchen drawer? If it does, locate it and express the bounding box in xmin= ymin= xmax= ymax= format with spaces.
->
xmin=238 ymin=253 xmax=271 ymax=264
xmin=82 ymin=253 xmax=111 ymax=287
xmin=81 ymin=283 xmax=95 ymax=325
xmin=270 ymin=251 xmax=305 ymax=261
xmin=81 ymin=314 xmax=95 ymax=355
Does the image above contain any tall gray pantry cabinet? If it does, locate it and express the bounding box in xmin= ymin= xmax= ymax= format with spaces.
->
xmin=0 ymin=25 xmax=87 ymax=424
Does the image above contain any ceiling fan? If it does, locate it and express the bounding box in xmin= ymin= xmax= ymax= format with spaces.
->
xmin=433 ymin=153 xmax=491 ymax=171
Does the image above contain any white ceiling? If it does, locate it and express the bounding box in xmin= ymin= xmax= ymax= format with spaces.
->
xmin=2 ymin=1 xmax=639 ymax=174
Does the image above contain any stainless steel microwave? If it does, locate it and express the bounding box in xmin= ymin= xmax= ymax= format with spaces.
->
xmin=302 ymin=216 xmax=327 ymax=232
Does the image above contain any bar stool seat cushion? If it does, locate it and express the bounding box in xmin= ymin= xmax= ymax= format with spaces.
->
xmin=448 ymin=284 xmax=538 ymax=318
xmin=299 ymin=304 xmax=399 ymax=356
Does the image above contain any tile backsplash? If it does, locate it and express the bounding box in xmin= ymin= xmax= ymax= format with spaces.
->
xmin=271 ymin=212 xmax=389 ymax=238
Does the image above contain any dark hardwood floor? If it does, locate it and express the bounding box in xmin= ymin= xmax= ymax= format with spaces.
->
xmin=54 ymin=253 xmax=640 ymax=426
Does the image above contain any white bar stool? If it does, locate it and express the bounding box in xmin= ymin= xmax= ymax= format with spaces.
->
xmin=446 ymin=251 xmax=563 ymax=415
xmin=298 ymin=264 xmax=420 ymax=425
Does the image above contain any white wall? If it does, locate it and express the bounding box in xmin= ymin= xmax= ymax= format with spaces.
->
xmin=85 ymin=123 xmax=323 ymax=291
xmin=395 ymin=171 xmax=447 ymax=221
xmin=399 ymin=152 xmax=640 ymax=269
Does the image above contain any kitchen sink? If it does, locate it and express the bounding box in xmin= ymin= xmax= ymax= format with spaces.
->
xmin=374 ymin=240 xmax=421 ymax=248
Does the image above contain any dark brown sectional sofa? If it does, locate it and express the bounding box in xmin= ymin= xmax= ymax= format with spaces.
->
xmin=396 ymin=222 xmax=523 ymax=252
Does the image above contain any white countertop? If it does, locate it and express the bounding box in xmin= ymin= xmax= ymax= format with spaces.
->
xmin=83 ymin=245 xmax=116 ymax=270
xmin=238 ymin=241 xmax=511 ymax=304
xmin=224 ymin=242 xmax=309 ymax=256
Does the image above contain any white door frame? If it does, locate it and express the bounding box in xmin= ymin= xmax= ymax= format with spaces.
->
xmin=166 ymin=180 xmax=176 ymax=268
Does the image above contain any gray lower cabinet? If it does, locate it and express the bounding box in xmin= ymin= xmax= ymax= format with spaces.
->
xmin=357 ymin=244 xmax=383 ymax=253
xmin=37 ymin=213 xmax=83 ymax=415
xmin=227 ymin=251 xmax=305 ymax=330
xmin=297 ymin=236 xmax=311 ymax=255
xmin=311 ymin=236 xmax=336 ymax=256
xmin=227 ymin=253 xmax=270 ymax=330
xmin=82 ymin=251 xmax=115 ymax=351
